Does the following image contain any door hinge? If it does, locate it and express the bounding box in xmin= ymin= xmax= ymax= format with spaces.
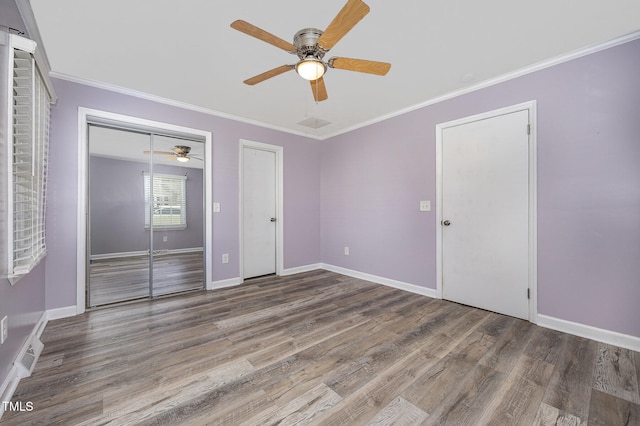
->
xmin=527 ymin=124 xmax=531 ymax=135
xmin=527 ymin=288 xmax=530 ymax=299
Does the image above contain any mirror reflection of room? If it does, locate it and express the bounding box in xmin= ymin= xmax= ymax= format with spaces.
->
xmin=88 ymin=125 xmax=204 ymax=307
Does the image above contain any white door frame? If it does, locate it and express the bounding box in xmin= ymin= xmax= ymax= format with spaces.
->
xmin=77 ymin=107 xmax=214 ymax=314
xmin=239 ymin=139 xmax=284 ymax=281
xmin=435 ymin=101 xmax=538 ymax=322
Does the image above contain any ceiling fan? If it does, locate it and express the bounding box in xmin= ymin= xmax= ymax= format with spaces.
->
xmin=144 ymin=145 xmax=202 ymax=163
xmin=230 ymin=0 xmax=391 ymax=102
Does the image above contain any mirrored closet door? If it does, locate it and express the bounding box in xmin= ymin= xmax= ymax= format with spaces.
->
xmin=87 ymin=125 xmax=205 ymax=307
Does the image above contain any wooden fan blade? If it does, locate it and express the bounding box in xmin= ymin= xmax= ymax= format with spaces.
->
xmin=244 ymin=65 xmax=295 ymax=86
xmin=166 ymin=156 xmax=177 ymax=161
xmin=317 ymin=0 xmax=370 ymax=51
xmin=171 ymin=147 xmax=183 ymax=154
xmin=231 ymin=20 xmax=297 ymax=53
xmin=310 ymin=77 xmax=328 ymax=102
xmin=144 ymin=150 xmax=175 ymax=155
xmin=328 ymin=57 xmax=391 ymax=76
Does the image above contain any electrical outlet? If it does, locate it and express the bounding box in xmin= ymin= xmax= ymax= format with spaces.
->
xmin=222 ymin=253 xmax=229 ymax=264
xmin=1 ymin=316 xmax=7 ymax=344
xmin=344 ymin=246 xmax=350 ymax=256
xmin=420 ymin=200 xmax=431 ymax=212
xmin=162 ymin=236 xmax=168 ymax=242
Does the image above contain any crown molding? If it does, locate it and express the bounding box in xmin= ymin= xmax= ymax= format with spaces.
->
xmin=35 ymin=24 xmax=640 ymax=141
xmin=318 ymin=30 xmax=640 ymax=140
xmin=50 ymin=71 xmax=324 ymax=141
xmin=14 ymin=0 xmax=50 ymax=69
xmin=15 ymin=0 xmax=57 ymax=102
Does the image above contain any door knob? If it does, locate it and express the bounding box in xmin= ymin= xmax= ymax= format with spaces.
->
xmin=442 ymin=220 xmax=451 ymax=226
xmin=270 ymin=218 xmax=277 ymax=222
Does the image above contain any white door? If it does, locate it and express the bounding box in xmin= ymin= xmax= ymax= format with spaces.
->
xmin=242 ymin=146 xmax=277 ymax=278
xmin=441 ymin=109 xmax=530 ymax=319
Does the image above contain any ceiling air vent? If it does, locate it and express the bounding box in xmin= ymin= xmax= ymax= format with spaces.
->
xmin=298 ymin=117 xmax=331 ymax=129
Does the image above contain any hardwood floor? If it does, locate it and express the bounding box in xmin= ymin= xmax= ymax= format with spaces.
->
xmin=2 ymin=270 xmax=639 ymax=425
xmin=89 ymin=252 xmax=204 ymax=306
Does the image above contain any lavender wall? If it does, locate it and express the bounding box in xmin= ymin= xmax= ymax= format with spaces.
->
xmin=321 ymin=38 xmax=640 ymax=338
xmin=46 ymin=79 xmax=322 ymax=310
xmin=0 ymin=2 xmax=47 ymax=392
xmin=89 ymin=156 xmax=204 ymax=254
xmin=2 ymin=2 xmax=638 ymax=395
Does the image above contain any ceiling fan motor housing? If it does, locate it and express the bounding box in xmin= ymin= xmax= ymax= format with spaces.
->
xmin=175 ymin=145 xmax=191 ymax=155
xmin=294 ymin=28 xmax=326 ymax=60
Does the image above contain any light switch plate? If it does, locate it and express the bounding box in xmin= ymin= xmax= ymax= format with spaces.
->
xmin=213 ymin=202 xmax=221 ymax=213
xmin=420 ymin=200 xmax=431 ymax=212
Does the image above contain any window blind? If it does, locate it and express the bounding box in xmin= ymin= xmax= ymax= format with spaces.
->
xmin=8 ymin=42 xmax=51 ymax=281
xmin=143 ymin=173 xmax=187 ymax=230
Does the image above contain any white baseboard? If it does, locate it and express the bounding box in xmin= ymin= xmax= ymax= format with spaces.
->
xmin=90 ymin=250 xmax=148 ymax=260
xmin=317 ymin=266 xmax=640 ymax=352
xmin=0 ymin=311 xmax=47 ymax=419
xmin=208 ymin=277 xmax=242 ymax=290
xmin=167 ymin=247 xmax=204 ymax=254
xmin=537 ymin=314 xmax=640 ymax=352
xmin=281 ymin=263 xmax=323 ymax=276
xmin=91 ymin=247 xmax=203 ymax=261
xmin=320 ymin=263 xmax=440 ymax=299
xmin=47 ymin=306 xmax=78 ymax=321
xmin=0 ymin=364 xmax=19 ymax=419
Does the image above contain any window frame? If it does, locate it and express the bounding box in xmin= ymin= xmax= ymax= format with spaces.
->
xmin=6 ymin=33 xmax=55 ymax=284
xmin=143 ymin=172 xmax=188 ymax=231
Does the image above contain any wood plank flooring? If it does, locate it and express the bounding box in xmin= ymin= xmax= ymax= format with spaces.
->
xmin=2 ymin=270 xmax=639 ymax=425
xmin=89 ymin=252 xmax=204 ymax=306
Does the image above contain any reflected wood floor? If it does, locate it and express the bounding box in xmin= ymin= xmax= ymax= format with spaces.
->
xmin=3 ymin=270 xmax=639 ymax=425
xmin=89 ymin=252 xmax=204 ymax=306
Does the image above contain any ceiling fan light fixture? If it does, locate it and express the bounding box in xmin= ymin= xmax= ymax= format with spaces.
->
xmin=296 ymin=57 xmax=326 ymax=81
xmin=231 ymin=1 xmax=390 ymax=100
xmin=176 ymin=156 xmax=190 ymax=162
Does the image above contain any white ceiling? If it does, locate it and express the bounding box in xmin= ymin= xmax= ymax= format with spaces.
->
xmin=30 ymin=0 xmax=640 ymax=139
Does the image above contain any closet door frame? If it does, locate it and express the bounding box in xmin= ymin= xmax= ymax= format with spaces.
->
xmin=77 ymin=108 xmax=213 ymax=314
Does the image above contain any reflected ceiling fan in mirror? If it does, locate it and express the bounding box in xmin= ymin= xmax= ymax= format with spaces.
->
xmin=144 ymin=145 xmax=203 ymax=163
xmin=230 ymin=0 xmax=391 ymax=102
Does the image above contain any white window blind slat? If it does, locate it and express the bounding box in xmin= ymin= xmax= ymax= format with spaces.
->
xmin=7 ymin=41 xmax=51 ymax=283
xmin=143 ymin=173 xmax=187 ymax=230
